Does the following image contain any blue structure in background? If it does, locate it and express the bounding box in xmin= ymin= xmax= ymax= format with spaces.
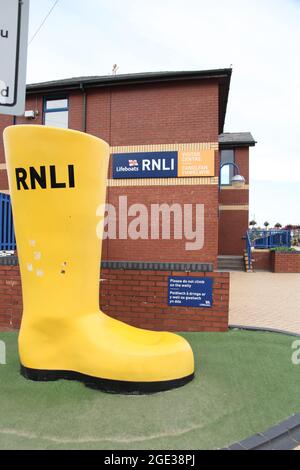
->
xmin=0 ymin=193 xmax=16 ymax=251
xmin=246 ymin=229 xmax=291 ymax=270
xmin=251 ymin=229 xmax=291 ymax=249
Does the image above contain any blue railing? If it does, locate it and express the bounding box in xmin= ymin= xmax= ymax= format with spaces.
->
xmin=249 ymin=229 xmax=291 ymax=249
xmin=246 ymin=229 xmax=291 ymax=270
xmin=246 ymin=231 xmax=252 ymax=270
xmin=0 ymin=193 xmax=16 ymax=251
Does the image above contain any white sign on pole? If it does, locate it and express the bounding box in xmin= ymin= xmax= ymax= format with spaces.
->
xmin=0 ymin=0 xmax=30 ymax=116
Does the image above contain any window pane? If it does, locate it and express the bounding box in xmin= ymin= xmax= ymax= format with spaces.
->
xmin=44 ymin=110 xmax=68 ymax=128
xmin=221 ymin=165 xmax=230 ymax=185
xmin=45 ymin=99 xmax=68 ymax=110
xmin=220 ymin=149 xmax=234 ymax=185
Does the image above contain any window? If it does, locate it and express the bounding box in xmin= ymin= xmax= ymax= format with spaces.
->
xmin=43 ymin=98 xmax=69 ymax=128
xmin=220 ymin=149 xmax=235 ymax=185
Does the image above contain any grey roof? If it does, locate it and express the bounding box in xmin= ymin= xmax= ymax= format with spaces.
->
xmin=27 ymin=69 xmax=231 ymax=90
xmin=26 ymin=68 xmax=232 ymax=134
xmin=219 ymin=132 xmax=256 ymax=147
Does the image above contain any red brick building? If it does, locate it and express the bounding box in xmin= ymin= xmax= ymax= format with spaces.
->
xmin=0 ymin=69 xmax=256 ymax=332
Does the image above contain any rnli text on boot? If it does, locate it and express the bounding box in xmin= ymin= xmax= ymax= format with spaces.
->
xmin=15 ymin=165 xmax=75 ymax=190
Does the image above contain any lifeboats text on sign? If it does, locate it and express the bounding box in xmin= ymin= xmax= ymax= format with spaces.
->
xmin=112 ymin=150 xmax=215 ymax=179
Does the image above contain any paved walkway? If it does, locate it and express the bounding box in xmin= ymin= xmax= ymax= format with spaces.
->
xmin=229 ymin=272 xmax=300 ymax=335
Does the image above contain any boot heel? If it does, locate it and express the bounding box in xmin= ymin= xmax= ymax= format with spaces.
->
xmin=20 ymin=364 xmax=63 ymax=382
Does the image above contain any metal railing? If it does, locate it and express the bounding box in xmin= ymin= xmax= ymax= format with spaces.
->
xmin=249 ymin=229 xmax=291 ymax=249
xmin=246 ymin=230 xmax=252 ymax=270
xmin=246 ymin=229 xmax=291 ymax=270
xmin=0 ymin=193 xmax=16 ymax=251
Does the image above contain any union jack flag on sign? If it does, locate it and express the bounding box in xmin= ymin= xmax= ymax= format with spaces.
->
xmin=128 ymin=160 xmax=138 ymax=166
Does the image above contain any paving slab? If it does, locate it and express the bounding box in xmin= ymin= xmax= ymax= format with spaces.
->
xmin=229 ymin=272 xmax=300 ymax=335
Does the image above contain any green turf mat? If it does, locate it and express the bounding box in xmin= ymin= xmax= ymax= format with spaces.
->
xmin=0 ymin=330 xmax=299 ymax=449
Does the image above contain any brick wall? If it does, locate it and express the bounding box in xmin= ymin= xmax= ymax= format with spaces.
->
xmin=103 ymin=185 xmax=219 ymax=268
xmin=252 ymin=250 xmax=271 ymax=271
xmin=218 ymin=147 xmax=250 ymax=256
xmin=235 ymin=148 xmax=249 ymax=184
xmin=69 ymin=92 xmax=84 ymax=131
xmin=87 ymin=80 xmax=219 ymax=146
xmin=0 ymin=170 xmax=9 ymax=191
xmin=0 ymin=114 xmax=13 ymax=165
xmin=271 ymin=251 xmax=300 ymax=273
xmin=14 ymin=80 xmax=219 ymax=148
xmin=0 ymin=265 xmax=22 ymax=330
xmin=14 ymin=96 xmax=44 ymax=127
xmin=0 ymin=96 xmax=43 ymax=191
xmin=101 ymin=269 xmax=229 ymax=331
xmin=0 ymin=114 xmax=13 ymax=191
xmin=219 ymin=188 xmax=249 ymax=205
xmin=0 ymin=79 xmax=220 ymax=151
xmin=0 ymin=264 xmax=229 ymax=332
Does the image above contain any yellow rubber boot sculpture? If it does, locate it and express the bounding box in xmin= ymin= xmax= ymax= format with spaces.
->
xmin=4 ymin=125 xmax=194 ymax=393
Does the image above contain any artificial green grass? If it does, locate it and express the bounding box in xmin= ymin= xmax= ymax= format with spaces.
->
xmin=0 ymin=330 xmax=299 ymax=450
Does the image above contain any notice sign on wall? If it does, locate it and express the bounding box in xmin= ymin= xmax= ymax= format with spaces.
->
xmin=0 ymin=0 xmax=30 ymax=116
xmin=177 ymin=150 xmax=214 ymax=177
xmin=112 ymin=149 xmax=215 ymax=179
xmin=168 ymin=276 xmax=213 ymax=308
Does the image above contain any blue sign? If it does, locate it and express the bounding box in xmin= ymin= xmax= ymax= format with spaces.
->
xmin=112 ymin=151 xmax=178 ymax=179
xmin=168 ymin=276 xmax=213 ymax=308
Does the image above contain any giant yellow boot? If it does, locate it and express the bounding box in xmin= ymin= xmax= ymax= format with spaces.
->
xmin=3 ymin=125 xmax=194 ymax=393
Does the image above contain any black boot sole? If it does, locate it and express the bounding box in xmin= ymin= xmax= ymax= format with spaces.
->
xmin=20 ymin=364 xmax=194 ymax=394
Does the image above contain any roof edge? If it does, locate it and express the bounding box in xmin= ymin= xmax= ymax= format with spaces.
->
xmin=27 ymin=68 xmax=232 ymax=92
xmin=220 ymin=141 xmax=257 ymax=148
xmin=219 ymin=132 xmax=257 ymax=148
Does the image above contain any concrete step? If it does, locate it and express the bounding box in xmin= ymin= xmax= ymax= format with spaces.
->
xmin=217 ymin=256 xmax=245 ymax=271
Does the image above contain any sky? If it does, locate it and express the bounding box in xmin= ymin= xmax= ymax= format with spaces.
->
xmin=26 ymin=0 xmax=300 ymax=226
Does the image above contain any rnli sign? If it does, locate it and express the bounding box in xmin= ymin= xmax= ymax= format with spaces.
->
xmin=112 ymin=149 xmax=215 ymax=179
xmin=0 ymin=0 xmax=30 ymax=116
